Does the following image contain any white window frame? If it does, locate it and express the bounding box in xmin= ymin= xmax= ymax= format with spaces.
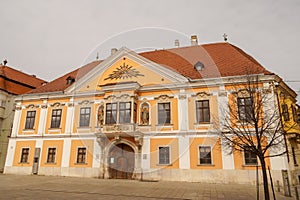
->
xmin=46 ymin=147 xmax=57 ymax=164
xmin=20 ymin=147 xmax=30 ymax=163
xmin=157 ymin=145 xmax=171 ymax=165
xmin=198 ymin=145 xmax=213 ymax=165
xmin=76 ymin=146 xmax=87 ymax=164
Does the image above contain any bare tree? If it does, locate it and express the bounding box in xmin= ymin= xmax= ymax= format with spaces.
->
xmin=219 ymin=74 xmax=289 ymax=200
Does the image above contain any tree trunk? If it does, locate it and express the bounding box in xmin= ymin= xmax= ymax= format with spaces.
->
xmin=260 ymin=156 xmax=270 ymax=200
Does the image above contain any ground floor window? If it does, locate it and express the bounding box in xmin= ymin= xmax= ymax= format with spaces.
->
xmin=47 ymin=148 xmax=56 ymax=163
xmin=199 ymin=146 xmax=212 ymax=164
xmin=76 ymin=147 xmax=86 ymax=164
xmin=159 ymin=146 xmax=170 ymax=165
xmin=20 ymin=148 xmax=29 ymax=163
xmin=244 ymin=146 xmax=257 ymax=165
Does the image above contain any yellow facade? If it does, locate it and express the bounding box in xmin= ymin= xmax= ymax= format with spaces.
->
xmin=4 ymin=46 xmax=296 ymax=185
xmin=13 ymin=141 xmax=36 ymax=167
xmin=150 ymin=138 xmax=179 ymax=169
xmin=40 ymin=140 xmax=64 ymax=167
xmin=69 ymin=140 xmax=94 ymax=168
xmin=189 ymin=137 xmax=223 ymax=169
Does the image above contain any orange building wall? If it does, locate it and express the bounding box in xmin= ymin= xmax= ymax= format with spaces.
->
xmin=40 ymin=140 xmax=64 ymax=167
xmin=13 ymin=140 xmax=36 ymax=167
xmin=189 ymin=137 xmax=223 ymax=169
xmin=150 ymin=138 xmax=179 ymax=169
xmin=69 ymin=140 xmax=94 ymax=168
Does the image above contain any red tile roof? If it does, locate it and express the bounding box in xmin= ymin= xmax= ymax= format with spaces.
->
xmin=27 ymin=61 xmax=102 ymax=94
xmin=0 ymin=65 xmax=46 ymax=95
xmin=28 ymin=42 xmax=273 ymax=94
xmin=140 ymin=42 xmax=272 ymax=79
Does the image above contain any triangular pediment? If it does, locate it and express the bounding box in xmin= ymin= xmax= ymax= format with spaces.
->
xmin=66 ymin=47 xmax=188 ymax=93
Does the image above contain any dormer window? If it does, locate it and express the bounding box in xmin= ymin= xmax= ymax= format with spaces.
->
xmin=194 ymin=61 xmax=204 ymax=71
xmin=66 ymin=76 xmax=75 ymax=85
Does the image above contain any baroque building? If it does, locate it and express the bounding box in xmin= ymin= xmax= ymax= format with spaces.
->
xmin=4 ymin=39 xmax=300 ymax=185
xmin=0 ymin=64 xmax=45 ymax=172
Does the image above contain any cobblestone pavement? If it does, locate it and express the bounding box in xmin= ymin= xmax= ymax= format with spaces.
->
xmin=0 ymin=174 xmax=295 ymax=200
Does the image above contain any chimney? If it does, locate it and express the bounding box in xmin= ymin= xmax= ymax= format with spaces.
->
xmin=174 ymin=39 xmax=180 ymax=48
xmin=111 ymin=48 xmax=117 ymax=55
xmin=191 ymin=35 xmax=198 ymax=46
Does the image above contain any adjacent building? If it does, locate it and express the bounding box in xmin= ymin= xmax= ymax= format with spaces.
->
xmin=4 ymin=38 xmax=300 ymax=185
xmin=0 ymin=64 xmax=45 ymax=172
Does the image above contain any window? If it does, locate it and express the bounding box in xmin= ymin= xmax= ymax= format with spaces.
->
xmin=119 ymin=102 xmax=131 ymax=123
xmin=238 ymin=97 xmax=253 ymax=121
xmin=244 ymin=146 xmax=257 ymax=165
xmin=158 ymin=103 xmax=171 ymax=124
xmin=196 ymin=100 xmax=210 ymax=123
xmin=25 ymin=111 xmax=36 ymax=129
xmin=292 ymin=147 xmax=298 ymax=166
xmin=105 ymin=103 xmax=117 ymax=124
xmin=20 ymin=148 xmax=29 ymax=163
xmin=292 ymin=106 xmax=297 ymax=123
xmin=79 ymin=107 xmax=91 ymax=127
xmin=282 ymin=104 xmax=290 ymax=121
xmin=47 ymin=148 xmax=56 ymax=163
xmin=199 ymin=146 xmax=212 ymax=164
xmin=159 ymin=146 xmax=170 ymax=165
xmin=50 ymin=109 xmax=62 ymax=128
xmin=105 ymin=102 xmax=132 ymax=124
xmin=76 ymin=147 xmax=86 ymax=164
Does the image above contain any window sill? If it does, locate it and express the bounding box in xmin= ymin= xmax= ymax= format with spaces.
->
xmin=22 ymin=129 xmax=35 ymax=133
xmin=74 ymin=163 xmax=88 ymax=165
xmin=156 ymin=124 xmax=173 ymax=127
xmin=48 ymin=128 xmax=61 ymax=130
xmin=194 ymin=122 xmax=211 ymax=125
xmin=242 ymin=164 xmax=259 ymax=167
xmin=19 ymin=162 xmax=29 ymax=164
xmin=156 ymin=163 xmax=173 ymax=166
xmin=48 ymin=128 xmax=62 ymax=133
xmin=45 ymin=162 xmax=57 ymax=165
xmin=197 ymin=164 xmax=215 ymax=166
xmin=77 ymin=126 xmax=91 ymax=129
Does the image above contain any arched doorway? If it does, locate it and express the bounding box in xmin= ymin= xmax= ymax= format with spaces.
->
xmin=108 ymin=143 xmax=135 ymax=179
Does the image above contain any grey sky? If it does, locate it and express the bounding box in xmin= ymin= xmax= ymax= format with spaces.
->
xmin=1 ymin=0 xmax=300 ymax=96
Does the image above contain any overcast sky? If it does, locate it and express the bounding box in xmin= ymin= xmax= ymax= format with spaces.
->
xmin=1 ymin=0 xmax=300 ymax=97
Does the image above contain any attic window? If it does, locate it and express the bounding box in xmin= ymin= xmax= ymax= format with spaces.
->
xmin=194 ymin=61 xmax=204 ymax=71
xmin=66 ymin=76 xmax=75 ymax=85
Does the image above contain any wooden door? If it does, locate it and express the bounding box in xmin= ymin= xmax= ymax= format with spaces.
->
xmin=108 ymin=143 xmax=134 ymax=179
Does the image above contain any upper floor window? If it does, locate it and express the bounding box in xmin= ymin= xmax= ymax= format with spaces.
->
xmin=199 ymin=146 xmax=212 ymax=164
xmin=196 ymin=100 xmax=210 ymax=123
xmin=76 ymin=147 xmax=86 ymax=164
xmin=47 ymin=148 xmax=56 ymax=163
xmin=158 ymin=146 xmax=170 ymax=165
xmin=106 ymin=103 xmax=117 ymax=124
xmin=292 ymin=106 xmax=297 ymax=123
xmin=105 ymin=102 xmax=133 ymax=124
xmin=20 ymin=148 xmax=29 ymax=163
xmin=119 ymin=102 xmax=131 ymax=124
xmin=282 ymin=104 xmax=290 ymax=121
xmin=79 ymin=107 xmax=91 ymax=127
xmin=158 ymin=103 xmax=171 ymax=125
xmin=238 ymin=97 xmax=253 ymax=121
xmin=244 ymin=146 xmax=257 ymax=165
xmin=51 ymin=109 xmax=62 ymax=128
xmin=25 ymin=111 xmax=36 ymax=129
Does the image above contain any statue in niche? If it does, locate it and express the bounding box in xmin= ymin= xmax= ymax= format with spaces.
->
xmin=98 ymin=105 xmax=104 ymax=126
xmin=141 ymin=103 xmax=149 ymax=125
